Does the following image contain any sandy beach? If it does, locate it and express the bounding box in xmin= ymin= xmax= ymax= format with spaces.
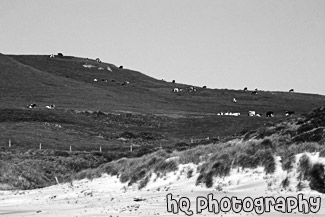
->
xmin=1 ymin=161 xmax=324 ymax=217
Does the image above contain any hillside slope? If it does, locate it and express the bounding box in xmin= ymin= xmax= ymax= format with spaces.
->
xmin=0 ymin=53 xmax=324 ymax=150
xmin=3 ymin=54 xmax=324 ymax=115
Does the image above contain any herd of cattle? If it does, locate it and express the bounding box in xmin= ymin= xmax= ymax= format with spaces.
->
xmin=27 ymin=104 xmax=55 ymax=109
xmin=46 ymin=54 xmax=297 ymax=118
xmin=217 ymin=88 xmax=295 ymax=118
xmin=216 ymin=110 xmax=294 ymax=117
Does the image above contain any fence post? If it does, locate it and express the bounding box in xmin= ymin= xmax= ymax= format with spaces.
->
xmin=130 ymin=143 xmax=133 ymax=152
xmin=55 ymin=176 xmax=59 ymax=184
xmin=39 ymin=143 xmax=42 ymax=150
xmin=69 ymin=145 xmax=72 ymax=152
xmin=8 ymin=139 xmax=11 ymax=148
xmin=99 ymin=146 xmax=102 ymax=152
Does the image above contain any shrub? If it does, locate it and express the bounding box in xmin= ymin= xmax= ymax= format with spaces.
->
xmin=297 ymin=123 xmax=314 ymax=134
xmin=261 ymin=139 xmax=274 ymax=150
xmin=205 ymin=171 xmax=214 ymax=188
xmin=195 ymin=174 xmax=204 ymax=186
xmin=138 ymin=174 xmax=151 ymax=189
xmin=281 ymin=177 xmax=290 ymax=188
xmin=187 ymin=169 xmax=193 ymax=179
xmin=297 ymin=154 xmax=312 ymax=181
xmin=282 ymin=152 xmax=295 ymax=171
xmin=319 ymin=147 xmax=325 ymax=157
xmin=236 ymin=153 xmax=256 ymax=169
xmin=294 ymin=128 xmax=324 ymax=143
xmin=309 ymin=163 xmax=325 ymax=193
xmin=211 ymin=161 xmax=231 ymax=177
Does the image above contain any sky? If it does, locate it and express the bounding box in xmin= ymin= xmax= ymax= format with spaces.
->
xmin=1 ymin=0 xmax=325 ymax=95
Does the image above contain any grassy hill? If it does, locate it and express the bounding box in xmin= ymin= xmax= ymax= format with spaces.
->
xmin=0 ymin=53 xmax=324 ymax=152
xmin=0 ymin=53 xmax=325 ymax=189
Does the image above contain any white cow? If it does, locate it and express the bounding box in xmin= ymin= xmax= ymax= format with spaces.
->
xmin=248 ymin=111 xmax=256 ymax=116
xmin=46 ymin=104 xmax=55 ymax=109
xmin=173 ymin=87 xmax=181 ymax=93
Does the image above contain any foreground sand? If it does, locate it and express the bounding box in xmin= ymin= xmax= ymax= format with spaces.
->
xmin=1 ymin=163 xmax=324 ymax=217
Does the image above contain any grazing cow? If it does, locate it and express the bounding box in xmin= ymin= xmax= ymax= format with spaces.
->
xmin=243 ymin=87 xmax=248 ymax=91
xmin=289 ymin=89 xmax=294 ymax=93
xmin=256 ymin=113 xmax=262 ymax=117
xmin=251 ymin=91 xmax=257 ymax=95
xmin=248 ymin=111 xmax=256 ymax=116
xmin=232 ymin=98 xmax=237 ymax=103
xmin=172 ymin=80 xmax=175 ymax=83
xmin=188 ymin=86 xmax=196 ymax=92
xmin=202 ymin=86 xmax=207 ymax=89
xmin=119 ymin=65 xmax=123 ymax=69
xmin=172 ymin=87 xmax=182 ymax=93
xmin=266 ymin=111 xmax=274 ymax=117
xmin=94 ymin=79 xmax=98 ymax=82
xmin=57 ymin=53 xmax=63 ymax=57
xmin=49 ymin=54 xmax=54 ymax=58
xmin=98 ymin=67 xmax=104 ymax=70
xmin=95 ymin=58 xmax=101 ymax=63
xmin=255 ymin=88 xmax=258 ymax=91
xmin=111 ymin=79 xmax=116 ymax=82
xmin=285 ymin=111 xmax=295 ymax=116
xmin=121 ymin=81 xmax=129 ymax=86
xmin=46 ymin=104 xmax=55 ymax=109
xmin=83 ymin=64 xmax=95 ymax=69
xmin=232 ymin=112 xmax=241 ymax=116
xmin=27 ymin=103 xmax=37 ymax=109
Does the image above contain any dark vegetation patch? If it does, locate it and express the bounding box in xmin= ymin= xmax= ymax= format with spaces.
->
xmin=309 ymin=163 xmax=325 ymax=193
xmin=293 ymin=128 xmax=324 ymax=143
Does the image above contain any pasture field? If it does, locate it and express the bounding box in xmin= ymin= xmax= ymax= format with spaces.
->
xmin=0 ymin=53 xmax=324 ymax=190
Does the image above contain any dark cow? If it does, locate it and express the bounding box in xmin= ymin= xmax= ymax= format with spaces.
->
xmin=243 ymin=87 xmax=248 ymax=91
xmin=187 ymin=86 xmax=196 ymax=92
xmin=285 ymin=111 xmax=295 ymax=116
xmin=251 ymin=91 xmax=257 ymax=95
xmin=27 ymin=103 xmax=37 ymax=109
xmin=111 ymin=79 xmax=116 ymax=82
xmin=266 ymin=111 xmax=274 ymax=117
xmin=57 ymin=53 xmax=63 ymax=57
xmin=202 ymin=86 xmax=207 ymax=89
xmin=96 ymin=58 xmax=101 ymax=63
xmin=289 ymin=89 xmax=294 ymax=93
xmin=121 ymin=81 xmax=129 ymax=86
xmin=119 ymin=65 xmax=123 ymax=69
xmin=172 ymin=80 xmax=175 ymax=83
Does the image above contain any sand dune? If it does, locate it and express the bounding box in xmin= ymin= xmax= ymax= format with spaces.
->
xmin=1 ymin=156 xmax=325 ymax=216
